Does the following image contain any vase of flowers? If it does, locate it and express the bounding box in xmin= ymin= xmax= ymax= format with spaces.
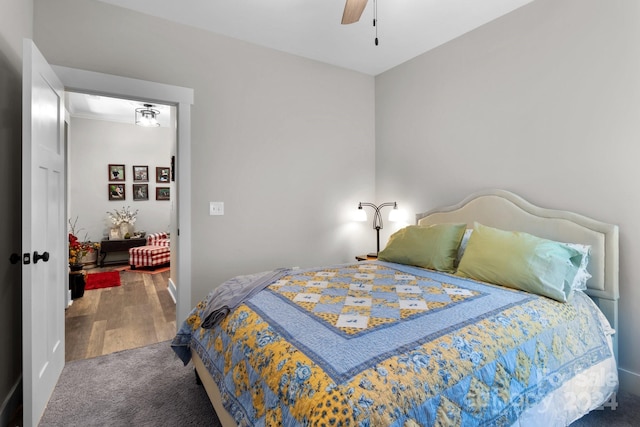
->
xmin=107 ymin=206 xmax=138 ymax=239
xmin=68 ymin=217 xmax=99 ymax=268
xmin=69 ymin=233 xmax=99 ymax=268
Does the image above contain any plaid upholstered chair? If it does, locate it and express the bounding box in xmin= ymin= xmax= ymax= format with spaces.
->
xmin=128 ymin=232 xmax=170 ymax=269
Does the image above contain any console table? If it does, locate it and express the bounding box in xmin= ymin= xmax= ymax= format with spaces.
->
xmin=99 ymin=238 xmax=147 ymax=267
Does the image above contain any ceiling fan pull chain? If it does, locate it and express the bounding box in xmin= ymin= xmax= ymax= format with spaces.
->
xmin=374 ymin=0 xmax=379 ymax=45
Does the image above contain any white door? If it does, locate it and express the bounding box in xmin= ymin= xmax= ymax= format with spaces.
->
xmin=22 ymin=39 xmax=66 ymax=427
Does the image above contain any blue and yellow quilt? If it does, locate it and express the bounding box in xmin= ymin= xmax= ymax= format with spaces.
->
xmin=172 ymin=261 xmax=612 ymax=426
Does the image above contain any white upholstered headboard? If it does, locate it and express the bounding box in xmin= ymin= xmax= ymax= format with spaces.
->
xmin=416 ymin=189 xmax=619 ymax=359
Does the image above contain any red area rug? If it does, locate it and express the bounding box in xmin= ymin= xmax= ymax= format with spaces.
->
xmin=85 ymin=271 xmax=121 ymax=290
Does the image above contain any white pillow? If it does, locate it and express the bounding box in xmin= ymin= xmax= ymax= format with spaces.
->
xmin=454 ymin=229 xmax=473 ymax=267
xmin=562 ymin=243 xmax=592 ymax=290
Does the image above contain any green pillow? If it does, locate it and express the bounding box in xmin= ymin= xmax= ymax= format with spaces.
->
xmin=378 ymin=223 xmax=467 ymax=273
xmin=455 ymin=223 xmax=583 ymax=302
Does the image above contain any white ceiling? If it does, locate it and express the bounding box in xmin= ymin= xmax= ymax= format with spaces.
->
xmin=71 ymin=0 xmax=535 ymax=122
xmin=96 ymin=0 xmax=535 ymax=76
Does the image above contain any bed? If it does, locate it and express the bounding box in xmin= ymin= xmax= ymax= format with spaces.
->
xmin=172 ymin=189 xmax=619 ymax=426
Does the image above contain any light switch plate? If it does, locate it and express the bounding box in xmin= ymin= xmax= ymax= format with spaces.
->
xmin=209 ymin=201 xmax=224 ymax=215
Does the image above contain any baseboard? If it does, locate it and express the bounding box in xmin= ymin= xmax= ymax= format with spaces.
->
xmin=619 ymin=367 xmax=640 ymax=397
xmin=168 ymin=278 xmax=177 ymax=304
xmin=0 ymin=376 xmax=22 ymax=427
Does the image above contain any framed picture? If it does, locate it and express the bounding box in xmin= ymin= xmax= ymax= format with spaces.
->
xmin=108 ymin=164 xmax=125 ymax=181
xmin=108 ymin=183 xmax=125 ymax=200
xmin=133 ymin=165 xmax=149 ymax=182
xmin=156 ymin=187 xmax=170 ymax=201
xmin=156 ymin=166 xmax=170 ymax=183
xmin=170 ymin=155 xmax=175 ymax=182
xmin=133 ymin=184 xmax=149 ymax=201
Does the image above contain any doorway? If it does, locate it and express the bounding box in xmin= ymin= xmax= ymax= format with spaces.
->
xmin=53 ymin=64 xmax=194 ymax=331
xmin=65 ymin=92 xmax=178 ymax=361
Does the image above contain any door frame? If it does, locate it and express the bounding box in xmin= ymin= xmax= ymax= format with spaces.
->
xmin=53 ymin=65 xmax=194 ymax=324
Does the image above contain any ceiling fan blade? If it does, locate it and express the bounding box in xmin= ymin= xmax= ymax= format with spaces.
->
xmin=341 ymin=0 xmax=368 ymax=24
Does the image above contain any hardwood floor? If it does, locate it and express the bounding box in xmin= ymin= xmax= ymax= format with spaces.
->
xmin=65 ymin=265 xmax=176 ymax=362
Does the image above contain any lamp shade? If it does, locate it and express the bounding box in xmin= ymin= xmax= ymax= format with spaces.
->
xmin=355 ymin=208 xmax=368 ymax=222
xmin=388 ymin=207 xmax=404 ymax=222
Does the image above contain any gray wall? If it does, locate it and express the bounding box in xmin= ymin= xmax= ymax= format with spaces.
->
xmin=376 ymin=0 xmax=640 ymax=395
xmin=34 ymin=0 xmax=376 ymax=305
xmin=0 ymin=0 xmax=32 ymax=423
xmin=69 ymin=116 xmax=174 ymax=244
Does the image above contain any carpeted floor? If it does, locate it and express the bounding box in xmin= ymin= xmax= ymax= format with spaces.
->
xmin=39 ymin=341 xmax=221 ymax=427
xmin=571 ymin=390 xmax=640 ymax=426
xmin=39 ymin=340 xmax=639 ymax=426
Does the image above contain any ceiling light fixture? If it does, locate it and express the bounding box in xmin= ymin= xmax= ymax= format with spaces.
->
xmin=135 ymin=104 xmax=160 ymax=127
xmin=341 ymin=0 xmax=379 ymax=46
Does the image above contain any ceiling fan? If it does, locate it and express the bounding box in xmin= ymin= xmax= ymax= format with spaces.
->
xmin=341 ymin=0 xmax=368 ymax=24
xmin=341 ymin=0 xmax=380 ymax=45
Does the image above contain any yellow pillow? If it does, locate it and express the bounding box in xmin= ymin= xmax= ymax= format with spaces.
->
xmin=378 ymin=223 xmax=467 ymax=273
xmin=456 ymin=223 xmax=583 ymax=302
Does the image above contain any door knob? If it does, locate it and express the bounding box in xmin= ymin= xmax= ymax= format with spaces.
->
xmin=9 ymin=253 xmax=20 ymax=264
xmin=33 ymin=251 xmax=50 ymax=264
